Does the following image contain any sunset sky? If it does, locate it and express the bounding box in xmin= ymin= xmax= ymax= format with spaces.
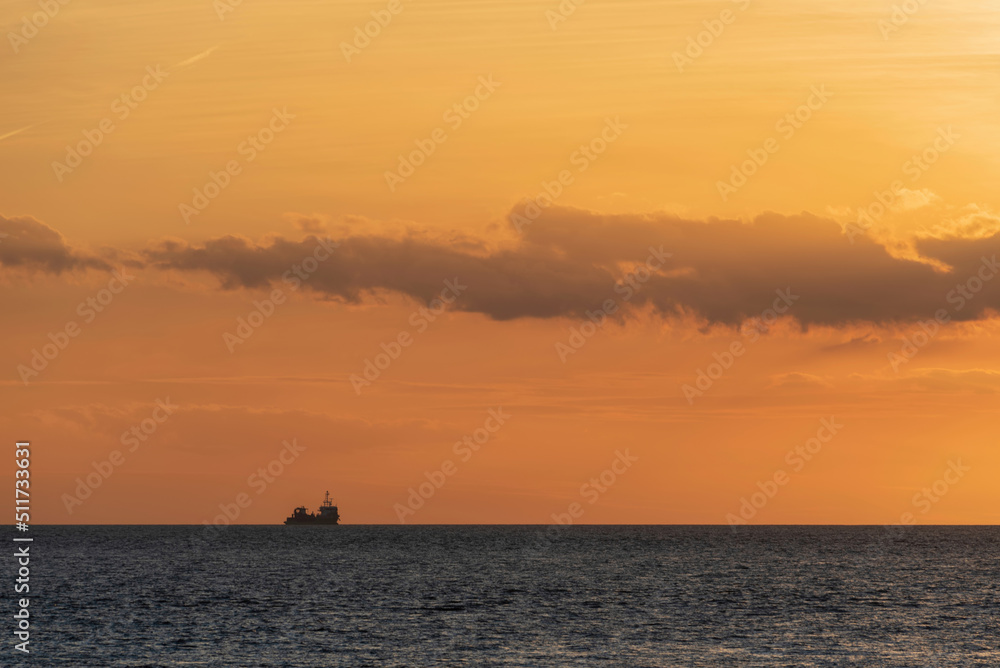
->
xmin=3 ymin=0 xmax=999 ymax=524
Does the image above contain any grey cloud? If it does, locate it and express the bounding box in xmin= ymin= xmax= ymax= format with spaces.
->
xmin=143 ymin=206 xmax=1000 ymax=326
xmin=0 ymin=215 xmax=112 ymax=274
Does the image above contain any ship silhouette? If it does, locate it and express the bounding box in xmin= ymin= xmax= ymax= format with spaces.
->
xmin=284 ymin=490 xmax=340 ymax=525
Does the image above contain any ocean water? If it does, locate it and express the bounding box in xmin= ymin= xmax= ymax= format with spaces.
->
xmin=6 ymin=526 xmax=1000 ymax=666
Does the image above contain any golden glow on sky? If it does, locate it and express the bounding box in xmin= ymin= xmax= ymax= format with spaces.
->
xmin=2 ymin=0 xmax=999 ymax=524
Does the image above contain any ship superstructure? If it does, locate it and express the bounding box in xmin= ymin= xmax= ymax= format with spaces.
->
xmin=284 ymin=491 xmax=340 ymax=525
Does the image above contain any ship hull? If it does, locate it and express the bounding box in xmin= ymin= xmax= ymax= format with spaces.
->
xmin=284 ymin=492 xmax=340 ymax=525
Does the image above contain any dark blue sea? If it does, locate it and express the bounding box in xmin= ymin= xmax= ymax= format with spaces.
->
xmin=6 ymin=526 xmax=1000 ymax=666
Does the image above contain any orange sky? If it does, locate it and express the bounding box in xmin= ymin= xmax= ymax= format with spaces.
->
xmin=2 ymin=0 xmax=999 ymax=524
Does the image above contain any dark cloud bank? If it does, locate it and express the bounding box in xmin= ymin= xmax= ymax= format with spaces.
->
xmin=0 ymin=215 xmax=112 ymax=273
xmin=4 ymin=208 xmax=999 ymax=327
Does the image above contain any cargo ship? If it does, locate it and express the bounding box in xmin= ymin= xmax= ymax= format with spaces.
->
xmin=284 ymin=490 xmax=340 ymax=525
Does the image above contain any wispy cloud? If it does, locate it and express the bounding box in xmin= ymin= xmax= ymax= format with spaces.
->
xmin=0 ymin=125 xmax=33 ymax=143
xmin=171 ymin=45 xmax=219 ymax=70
